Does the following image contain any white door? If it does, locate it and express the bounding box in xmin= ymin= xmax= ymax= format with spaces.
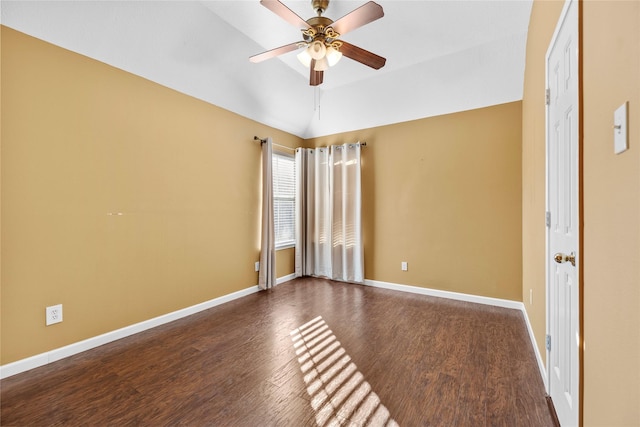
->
xmin=546 ymin=0 xmax=579 ymax=425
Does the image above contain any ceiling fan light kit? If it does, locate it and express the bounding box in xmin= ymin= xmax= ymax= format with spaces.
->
xmin=249 ymin=0 xmax=386 ymax=86
xmin=314 ymin=56 xmax=329 ymax=71
xmin=308 ymin=40 xmax=327 ymax=60
xmin=297 ymin=40 xmax=342 ymax=70
xmin=326 ymin=46 xmax=342 ymax=66
xmin=296 ymin=49 xmax=312 ymax=67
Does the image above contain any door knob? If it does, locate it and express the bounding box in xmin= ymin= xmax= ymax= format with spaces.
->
xmin=554 ymin=252 xmax=576 ymax=267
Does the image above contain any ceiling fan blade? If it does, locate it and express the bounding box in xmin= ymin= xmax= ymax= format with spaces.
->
xmin=260 ymin=0 xmax=311 ymax=30
xmin=330 ymin=1 xmax=384 ymax=36
xmin=250 ymin=42 xmax=301 ymax=63
xmin=340 ymin=41 xmax=386 ymax=69
xmin=310 ymin=60 xmax=324 ymax=86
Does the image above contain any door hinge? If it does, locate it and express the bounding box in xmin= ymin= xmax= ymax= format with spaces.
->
xmin=546 ymin=211 xmax=551 ymax=228
xmin=545 ymin=88 xmax=550 ymax=105
xmin=546 ymin=334 xmax=551 ymax=351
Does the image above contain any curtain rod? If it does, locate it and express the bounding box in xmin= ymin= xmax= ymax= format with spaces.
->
xmin=254 ymin=136 xmax=296 ymax=152
xmin=254 ymin=136 xmax=367 ymax=149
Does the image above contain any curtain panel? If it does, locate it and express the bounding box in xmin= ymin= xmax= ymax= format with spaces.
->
xmin=259 ymin=137 xmax=276 ymax=290
xmin=295 ymin=143 xmax=364 ymax=283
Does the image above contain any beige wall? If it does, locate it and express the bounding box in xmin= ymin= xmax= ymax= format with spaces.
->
xmin=0 ymin=24 xmax=4 ymax=358
xmin=523 ymin=1 xmax=640 ymax=424
xmin=582 ymin=1 xmax=640 ymax=425
xmin=307 ymin=102 xmax=523 ymax=301
xmin=0 ymin=27 xmax=301 ymax=364
xmin=276 ymin=247 xmax=295 ymax=279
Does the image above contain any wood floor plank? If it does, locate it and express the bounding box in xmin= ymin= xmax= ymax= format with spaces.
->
xmin=454 ymin=317 xmax=488 ymax=426
xmin=1 ymin=278 xmax=555 ymax=426
xmin=486 ymin=319 xmax=519 ymax=426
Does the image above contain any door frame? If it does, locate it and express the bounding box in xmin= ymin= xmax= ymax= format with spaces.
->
xmin=544 ymin=0 xmax=583 ymax=424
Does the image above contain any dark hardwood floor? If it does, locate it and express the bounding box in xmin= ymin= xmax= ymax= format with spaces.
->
xmin=1 ymin=277 xmax=554 ymax=426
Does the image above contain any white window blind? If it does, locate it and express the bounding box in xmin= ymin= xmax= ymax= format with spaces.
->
xmin=272 ymin=152 xmax=295 ymax=248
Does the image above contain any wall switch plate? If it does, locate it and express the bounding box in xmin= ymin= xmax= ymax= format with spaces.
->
xmin=401 ymin=261 xmax=408 ymax=271
xmin=46 ymin=304 xmax=63 ymax=326
xmin=255 ymin=261 xmax=260 ymax=272
xmin=614 ymin=101 xmax=628 ymax=154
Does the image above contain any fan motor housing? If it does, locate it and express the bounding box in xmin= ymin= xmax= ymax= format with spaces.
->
xmin=307 ymin=16 xmax=333 ymax=30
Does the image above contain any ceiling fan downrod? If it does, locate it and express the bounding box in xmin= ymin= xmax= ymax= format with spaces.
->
xmin=312 ymin=0 xmax=329 ymax=16
xmin=306 ymin=0 xmax=334 ymax=36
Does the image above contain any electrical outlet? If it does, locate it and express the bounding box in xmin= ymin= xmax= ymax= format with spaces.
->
xmin=401 ymin=261 xmax=408 ymax=271
xmin=46 ymin=304 xmax=63 ymax=326
xmin=255 ymin=261 xmax=260 ymax=272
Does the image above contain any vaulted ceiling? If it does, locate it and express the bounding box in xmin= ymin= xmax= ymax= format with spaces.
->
xmin=1 ymin=1 xmax=533 ymax=138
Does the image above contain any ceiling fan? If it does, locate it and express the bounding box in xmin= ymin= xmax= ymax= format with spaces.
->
xmin=249 ymin=0 xmax=386 ymax=86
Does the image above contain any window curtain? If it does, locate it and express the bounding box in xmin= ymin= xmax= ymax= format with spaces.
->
xmin=259 ymin=137 xmax=276 ymax=290
xmin=295 ymin=142 xmax=364 ymax=283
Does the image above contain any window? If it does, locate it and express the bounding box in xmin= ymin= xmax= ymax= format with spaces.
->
xmin=272 ymin=152 xmax=295 ymax=248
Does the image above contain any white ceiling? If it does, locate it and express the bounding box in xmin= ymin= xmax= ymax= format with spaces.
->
xmin=1 ymin=0 xmax=533 ymax=138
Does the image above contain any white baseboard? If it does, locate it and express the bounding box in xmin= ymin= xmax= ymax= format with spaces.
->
xmin=521 ymin=304 xmax=548 ymax=391
xmin=363 ymin=279 xmax=523 ymax=309
xmin=276 ymin=273 xmax=296 ymax=285
xmin=364 ymin=279 xmax=547 ymax=387
xmin=0 ymin=284 xmax=261 ymax=379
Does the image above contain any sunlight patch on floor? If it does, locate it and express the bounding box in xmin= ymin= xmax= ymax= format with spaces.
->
xmin=291 ymin=316 xmax=398 ymax=427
